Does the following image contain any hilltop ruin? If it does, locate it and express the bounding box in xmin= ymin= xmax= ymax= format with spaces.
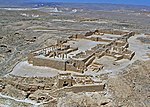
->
xmin=28 ymin=29 xmax=135 ymax=73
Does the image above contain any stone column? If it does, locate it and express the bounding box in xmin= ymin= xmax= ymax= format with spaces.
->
xmin=54 ymin=52 xmax=56 ymax=58
xmin=62 ymin=54 xmax=64 ymax=60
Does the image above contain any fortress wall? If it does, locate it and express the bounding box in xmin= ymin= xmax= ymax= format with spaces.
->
xmin=123 ymin=43 xmax=129 ymax=48
xmin=71 ymin=60 xmax=86 ymax=72
xmin=105 ymin=52 xmax=116 ymax=58
xmin=66 ymin=64 xmax=78 ymax=72
xmin=85 ymin=31 xmax=94 ymax=36
xmin=85 ymin=56 xmax=95 ymax=67
xmin=87 ymin=37 xmax=98 ymax=41
xmin=75 ymin=52 xmax=84 ymax=57
xmin=123 ymin=52 xmax=135 ymax=60
xmin=65 ymin=48 xmax=78 ymax=54
xmin=129 ymin=32 xmax=135 ymax=36
xmin=6 ymin=81 xmax=39 ymax=92
xmin=76 ymin=61 xmax=86 ymax=71
xmin=32 ymin=58 xmax=66 ymax=71
xmin=17 ymin=84 xmax=30 ymax=91
xmin=57 ymin=39 xmax=67 ymax=45
xmin=123 ymin=54 xmax=131 ymax=60
xmin=86 ymin=37 xmax=112 ymax=42
xmin=130 ymin=52 xmax=136 ymax=60
xmin=123 ymin=32 xmax=135 ymax=38
xmin=113 ymin=41 xmax=127 ymax=47
xmin=57 ymin=79 xmax=76 ymax=88
xmin=113 ymin=30 xmax=128 ymax=35
xmin=2 ymin=76 xmax=58 ymax=93
xmin=97 ymin=29 xmax=128 ymax=35
xmin=95 ymin=51 xmax=105 ymax=58
xmin=82 ymin=53 xmax=95 ymax=63
xmin=85 ymin=50 xmax=94 ymax=55
xmin=97 ymin=38 xmax=112 ymax=42
xmin=5 ymin=79 xmax=55 ymax=92
xmin=16 ymin=83 xmax=55 ymax=92
xmin=69 ymin=29 xmax=133 ymax=41
xmin=75 ymin=34 xmax=86 ymax=39
xmin=114 ymin=55 xmax=124 ymax=60
xmin=123 ymin=49 xmax=134 ymax=54
xmin=28 ymin=53 xmax=34 ymax=64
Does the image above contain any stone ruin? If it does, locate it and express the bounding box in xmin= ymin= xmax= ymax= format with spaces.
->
xmin=0 ymin=29 xmax=136 ymax=104
xmin=0 ymin=73 xmax=105 ymax=103
xmin=28 ymin=29 xmax=135 ymax=73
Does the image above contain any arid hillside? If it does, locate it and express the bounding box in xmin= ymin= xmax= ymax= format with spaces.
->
xmin=108 ymin=60 xmax=150 ymax=107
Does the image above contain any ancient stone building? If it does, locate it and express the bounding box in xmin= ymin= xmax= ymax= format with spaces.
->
xmin=28 ymin=29 xmax=135 ymax=73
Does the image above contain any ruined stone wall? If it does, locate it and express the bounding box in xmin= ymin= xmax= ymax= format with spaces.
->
xmin=116 ymin=42 xmax=126 ymax=47
xmin=28 ymin=53 xmax=34 ymax=64
xmin=57 ymin=78 xmax=76 ymax=88
xmin=69 ymin=29 xmax=134 ymax=41
xmin=66 ymin=64 xmax=78 ymax=72
xmin=96 ymin=29 xmax=128 ymax=35
xmin=114 ymin=55 xmax=124 ymax=60
xmin=128 ymin=32 xmax=135 ymax=36
xmin=86 ymin=37 xmax=112 ymax=42
xmin=2 ymin=76 xmax=58 ymax=93
xmin=85 ymin=31 xmax=94 ymax=36
xmin=82 ymin=53 xmax=95 ymax=63
xmin=70 ymin=53 xmax=95 ymax=71
xmin=97 ymin=38 xmax=112 ymax=42
xmin=71 ymin=34 xmax=85 ymax=39
xmin=95 ymin=51 xmax=105 ymax=58
xmin=123 ymin=43 xmax=129 ymax=48
xmin=123 ymin=51 xmax=135 ymax=60
xmin=32 ymin=58 xmax=66 ymax=71
xmin=68 ymin=30 xmax=134 ymax=47
xmin=57 ymin=38 xmax=67 ymax=45
xmin=4 ymin=81 xmax=44 ymax=92
xmin=65 ymin=47 xmax=78 ymax=54
xmin=85 ymin=56 xmax=95 ymax=67
xmin=131 ymin=52 xmax=136 ymax=59
xmin=28 ymin=54 xmax=87 ymax=72
xmin=74 ymin=60 xmax=86 ymax=72
xmin=122 ymin=32 xmax=135 ymax=38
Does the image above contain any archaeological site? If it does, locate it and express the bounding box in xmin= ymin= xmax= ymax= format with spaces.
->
xmin=0 ymin=2 xmax=150 ymax=107
xmin=28 ymin=29 xmax=135 ymax=73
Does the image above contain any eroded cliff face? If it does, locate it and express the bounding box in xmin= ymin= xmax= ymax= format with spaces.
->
xmin=108 ymin=60 xmax=150 ymax=107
